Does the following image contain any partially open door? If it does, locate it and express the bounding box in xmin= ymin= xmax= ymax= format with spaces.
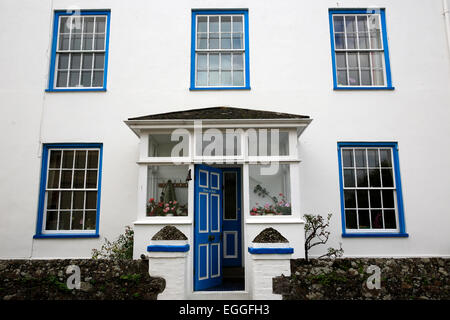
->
xmin=194 ymin=165 xmax=223 ymax=291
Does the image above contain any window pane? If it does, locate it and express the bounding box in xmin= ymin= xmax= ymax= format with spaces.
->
xmin=233 ymin=54 xmax=244 ymax=70
xmin=209 ymin=16 xmax=219 ymax=32
xmin=232 ymin=16 xmax=243 ymax=32
xmin=359 ymin=53 xmax=370 ymax=68
xmin=367 ymin=149 xmax=379 ymax=167
xmin=221 ymin=71 xmax=232 ymax=86
xmin=384 ymin=210 xmax=397 ymax=229
xmin=45 ymin=211 xmax=58 ymax=230
xmin=95 ymin=17 xmax=106 ymax=33
xmin=70 ymin=53 xmax=81 ymax=69
xmin=92 ymin=71 xmax=104 ymax=87
xmin=209 ymin=71 xmax=219 ymax=85
xmin=357 ymin=16 xmax=368 ymax=32
xmin=344 ymin=190 xmax=356 ymax=208
xmin=221 ymin=16 xmax=231 ymax=32
xmin=358 ymin=32 xmax=369 ymax=49
xmin=60 ymin=17 xmax=70 ymax=33
xmin=336 ymin=53 xmax=346 ymax=68
xmin=59 ymin=34 xmax=70 ymax=50
xmin=73 ymin=191 xmax=84 ymax=209
xmin=373 ymin=69 xmax=385 ymax=86
xmin=347 ymin=53 xmax=358 ymax=68
xmin=69 ymin=70 xmax=80 ymax=87
xmin=47 ymin=170 xmax=60 ymax=188
xmin=86 ymin=191 xmax=97 ymax=209
xmin=358 ymin=210 xmax=370 ymax=229
xmin=197 ymin=71 xmax=207 ymax=86
xmin=73 ymin=170 xmax=85 ymax=188
xmin=87 ymin=151 xmax=99 ymax=168
xmin=232 ymin=33 xmax=243 ymax=49
xmin=94 ymin=53 xmax=105 ymax=69
xmin=83 ymin=17 xmax=95 ymax=33
xmin=58 ymin=54 xmax=70 ymax=69
xmin=370 ymin=31 xmax=382 ymax=49
xmin=369 ymin=169 xmax=381 ymax=187
xmin=81 ymin=71 xmax=92 ymax=87
xmin=369 ymin=190 xmax=382 ymax=208
xmin=371 ymin=210 xmax=383 ymax=228
xmin=56 ymin=71 xmax=68 ymax=87
xmin=345 ymin=210 xmax=357 ymax=229
xmin=357 ymin=190 xmax=369 ymax=208
xmin=380 ymin=149 xmax=392 ymax=167
xmin=221 ymin=32 xmax=231 ymax=49
xmin=197 ymin=54 xmax=207 ymax=70
xmin=148 ymin=133 xmax=189 ymax=157
xmin=47 ymin=191 xmax=59 ymax=209
xmin=337 ymin=70 xmax=348 ymax=85
xmin=361 ymin=70 xmax=372 ymax=85
xmin=334 ymin=33 xmax=345 ymax=49
xmin=94 ymin=34 xmax=105 ymax=50
xmin=249 ymin=164 xmax=291 ymax=216
xmin=209 ymin=33 xmax=219 ymax=49
xmin=82 ymin=34 xmax=93 ymax=50
xmin=233 ymin=71 xmax=244 ymax=86
xmin=209 ymin=54 xmax=219 ymax=70
xmin=146 ymin=165 xmax=189 ymax=217
xmin=221 ymin=54 xmax=231 ymax=70
xmin=355 ymin=150 xmax=366 ymax=167
xmin=84 ymin=211 xmax=96 ymax=230
xmin=356 ymin=169 xmax=368 ymax=187
xmin=345 ymin=16 xmax=356 ymax=32
xmin=82 ymin=53 xmax=93 ymax=69
xmin=342 ymin=149 xmax=354 ymax=167
xmin=333 ymin=16 xmax=344 ymax=33
xmin=346 ymin=33 xmax=356 ymax=49
xmin=58 ymin=211 xmax=71 ymax=230
xmin=197 ymin=16 xmax=207 ymax=32
xmin=70 ymin=34 xmax=82 ymax=50
xmin=382 ymin=190 xmax=395 ymax=208
xmin=62 ymin=151 xmax=74 ymax=168
xmin=49 ymin=150 xmax=62 ymax=168
xmin=343 ymin=169 xmax=355 ymax=187
xmin=381 ymin=169 xmax=394 ymax=187
xmin=86 ymin=170 xmax=98 ymax=188
xmin=60 ymin=191 xmax=71 ymax=209
xmin=75 ymin=151 xmax=86 ymax=168
xmin=197 ymin=33 xmax=207 ymax=49
xmin=60 ymin=170 xmax=72 ymax=189
xmin=224 ymin=172 xmax=237 ymax=220
xmin=348 ymin=70 xmax=360 ymax=85
xmin=72 ymin=210 xmax=84 ymax=230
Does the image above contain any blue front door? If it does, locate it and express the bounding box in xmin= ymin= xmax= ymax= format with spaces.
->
xmin=194 ymin=165 xmax=223 ymax=291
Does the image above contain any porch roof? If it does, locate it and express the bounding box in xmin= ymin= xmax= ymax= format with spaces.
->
xmin=128 ymin=106 xmax=310 ymax=121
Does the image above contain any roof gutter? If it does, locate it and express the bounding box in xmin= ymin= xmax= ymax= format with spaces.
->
xmin=444 ymin=0 xmax=450 ymax=57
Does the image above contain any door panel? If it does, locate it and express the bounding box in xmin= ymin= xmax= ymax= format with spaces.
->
xmin=222 ymin=168 xmax=242 ymax=267
xmin=194 ymin=165 xmax=223 ymax=291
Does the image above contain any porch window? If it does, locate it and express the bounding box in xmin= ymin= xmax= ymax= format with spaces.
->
xmin=338 ymin=142 xmax=408 ymax=237
xmin=247 ymin=130 xmax=290 ymax=157
xmin=148 ymin=133 xmax=190 ymax=157
xmin=197 ymin=130 xmax=242 ymax=157
xmin=249 ymin=164 xmax=292 ymax=216
xmin=146 ymin=165 xmax=189 ymax=217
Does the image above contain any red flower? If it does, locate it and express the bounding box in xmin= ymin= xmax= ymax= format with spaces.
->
xmin=149 ymin=198 xmax=155 ymax=202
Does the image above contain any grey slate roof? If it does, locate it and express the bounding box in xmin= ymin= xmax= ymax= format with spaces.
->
xmin=128 ymin=106 xmax=309 ymax=121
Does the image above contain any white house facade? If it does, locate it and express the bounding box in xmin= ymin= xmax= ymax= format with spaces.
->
xmin=1 ymin=0 xmax=450 ymax=298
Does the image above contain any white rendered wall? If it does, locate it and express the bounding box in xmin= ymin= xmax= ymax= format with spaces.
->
xmin=0 ymin=0 xmax=450 ymax=259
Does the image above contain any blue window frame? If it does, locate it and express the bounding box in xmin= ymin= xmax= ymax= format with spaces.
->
xmin=329 ymin=9 xmax=394 ymax=90
xmin=190 ymin=9 xmax=250 ymax=90
xmin=46 ymin=10 xmax=111 ymax=92
xmin=34 ymin=143 xmax=103 ymax=238
xmin=337 ymin=142 xmax=408 ymax=237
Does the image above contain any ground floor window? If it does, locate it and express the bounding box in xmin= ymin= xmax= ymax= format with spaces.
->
xmin=338 ymin=142 xmax=407 ymax=237
xmin=35 ymin=143 xmax=102 ymax=238
xmin=146 ymin=165 xmax=189 ymax=217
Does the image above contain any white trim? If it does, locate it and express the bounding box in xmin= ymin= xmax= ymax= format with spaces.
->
xmin=211 ymin=193 xmax=221 ymax=232
xmin=211 ymin=172 xmax=220 ymax=190
xmin=210 ymin=243 xmax=221 ymax=278
xmin=198 ymin=244 xmax=209 ymax=280
xmin=223 ymin=231 xmax=238 ymax=259
xmin=199 ymin=170 xmax=209 ymax=188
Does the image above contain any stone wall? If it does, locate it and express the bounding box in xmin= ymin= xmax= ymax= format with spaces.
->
xmin=0 ymin=259 xmax=164 ymax=300
xmin=273 ymin=258 xmax=450 ymax=300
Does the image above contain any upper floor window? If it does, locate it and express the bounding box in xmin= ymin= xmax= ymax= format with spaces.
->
xmin=47 ymin=10 xmax=111 ymax=92
xmin=190 ymin=10 xmax=250 ymax=90
xmin=329 ymin=9 xmax=393 ymax=90
xmin=338 ymin=142 xmax=407 ymax=237
xmin=34 ymin=144 xmax=103 ymax=238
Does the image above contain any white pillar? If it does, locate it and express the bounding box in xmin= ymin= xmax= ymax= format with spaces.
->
xmin=147 ymin=240 xmax=189 ymax=300
xmin=249 ymin=243 xmax=293 ymax=300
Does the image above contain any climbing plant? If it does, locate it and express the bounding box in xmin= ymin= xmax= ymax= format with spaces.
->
xmin=92 ymin=226 xmax=134 ymax=260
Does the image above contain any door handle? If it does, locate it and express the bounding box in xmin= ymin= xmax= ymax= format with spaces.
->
xmin=208 ymin=235 xmax=215 ymax=242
